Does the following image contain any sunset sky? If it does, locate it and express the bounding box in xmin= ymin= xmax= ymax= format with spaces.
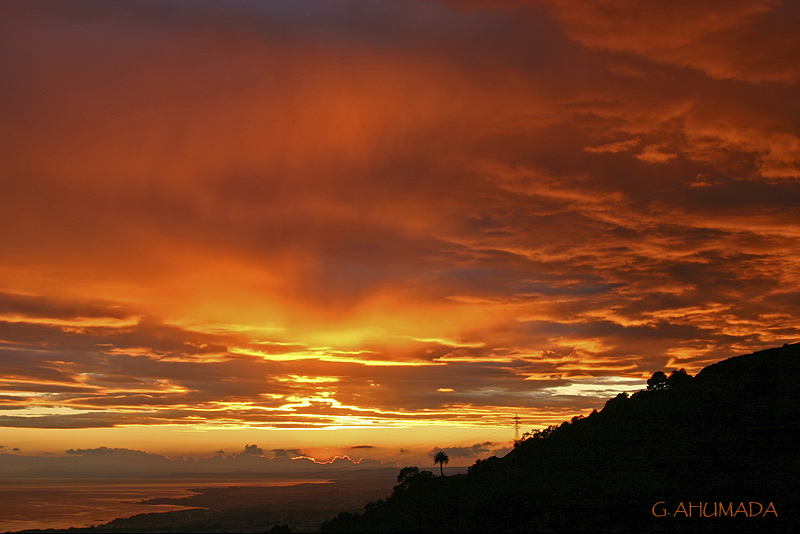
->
xmin=1 ymin=0 xmax=799 ymax=465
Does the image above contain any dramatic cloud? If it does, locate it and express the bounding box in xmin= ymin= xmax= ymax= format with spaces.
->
xmin=0 ymin=0 xmax=798 ymax=457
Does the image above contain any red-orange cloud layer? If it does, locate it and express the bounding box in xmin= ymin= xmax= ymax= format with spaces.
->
xmin=0 ymin=1 xmax=798 ymax=439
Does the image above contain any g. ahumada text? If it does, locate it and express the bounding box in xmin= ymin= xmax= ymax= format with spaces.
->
xmin=652 ymin=501 xmax=778 ymax=518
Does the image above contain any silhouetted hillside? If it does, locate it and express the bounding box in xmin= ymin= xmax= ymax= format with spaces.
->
xmin=322 ymin=343 xmax=800 ymax=532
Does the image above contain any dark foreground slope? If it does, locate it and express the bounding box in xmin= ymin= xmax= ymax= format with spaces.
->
xmin=323 ymin=343 xmax=800 ymax=533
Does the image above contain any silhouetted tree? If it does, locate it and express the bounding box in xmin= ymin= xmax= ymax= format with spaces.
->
xmin=395 ymin=465 xmax=435 ymax=492
xmin=397 ymin=465 xmax=421 ymax=485
xmin=520 ymin=424 xmax=558 ymax=441
xmin=433 ymin=450 xmax=449 ymax=476
xmin=666 ymin=368 xmax=692 ymax=389
xmin=646 ymin=370 xmax=668 ymax=390
xmin=647 ymin=369 xmax=693 ymax=392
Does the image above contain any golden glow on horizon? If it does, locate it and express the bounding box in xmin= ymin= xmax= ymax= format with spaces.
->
xmin=394 ymin=335 xmax=487 ymax=348
xmin=229 ymin=346 xmax=437 ymax=366
xmin=276 ymin=375 xmax=340 ymax=384
xmin=436 ymin=354 xmax=514 ymax=363
xmin=0 ymin=314 xmax=142 ymax=329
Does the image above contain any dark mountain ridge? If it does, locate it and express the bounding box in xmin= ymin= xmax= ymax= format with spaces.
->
xmin=322 ymin=343 xmax=800 ymax=532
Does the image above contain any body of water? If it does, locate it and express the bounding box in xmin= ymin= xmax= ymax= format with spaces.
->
xmin=0 ymin=478 xmax=327 ymax=533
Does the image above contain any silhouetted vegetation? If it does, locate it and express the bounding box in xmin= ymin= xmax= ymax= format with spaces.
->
xmin=432 ymin=450 xmax=449 ymax=476
xmin=322 ymin=343 xmax=800 ymax=532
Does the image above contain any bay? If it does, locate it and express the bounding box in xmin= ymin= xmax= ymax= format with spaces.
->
xmin=0 ymin=478 xmax=329 ymax=532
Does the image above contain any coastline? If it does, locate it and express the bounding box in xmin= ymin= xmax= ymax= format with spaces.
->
xmin=1 ymin=470 xmax=398 ymax=533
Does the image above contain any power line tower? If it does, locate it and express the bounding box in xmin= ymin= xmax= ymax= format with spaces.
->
xmin=513 ymin=413 xmax=520 ymax=443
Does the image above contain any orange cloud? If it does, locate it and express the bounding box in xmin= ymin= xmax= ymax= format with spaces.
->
xmin=540 ymin=0 xmax=800 ymax=83
xmin=0 ymin=1 xmax=798 ymax=454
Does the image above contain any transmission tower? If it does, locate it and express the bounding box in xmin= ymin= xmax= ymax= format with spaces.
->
xmin=513 ymin=413 xmax=520 ymax=442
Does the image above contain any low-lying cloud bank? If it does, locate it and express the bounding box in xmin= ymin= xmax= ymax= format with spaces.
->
xmin=0 ymin=445 xmax=396 ymax=479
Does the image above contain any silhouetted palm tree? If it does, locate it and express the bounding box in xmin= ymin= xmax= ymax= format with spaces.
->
xmin=433 ymin=450 xmax=449 ymax=476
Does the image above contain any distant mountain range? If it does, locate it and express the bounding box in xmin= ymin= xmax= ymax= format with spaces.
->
xmin=322 ymin=343 xmax=800 ymax=532
xmin=0 ymin=446 xmax=393 ymax=479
